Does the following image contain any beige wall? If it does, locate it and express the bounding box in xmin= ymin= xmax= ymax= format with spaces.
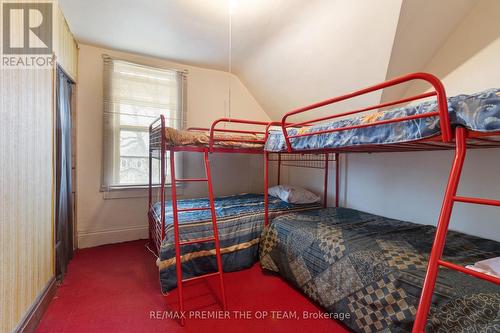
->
xmin=340 ymin=0 xmax=500 ymax=241
xmin=76 ymin=44 xmax=270 ymax=248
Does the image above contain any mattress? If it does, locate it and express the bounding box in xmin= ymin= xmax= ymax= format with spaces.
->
xmin=265 ymin=89 xmax=500 ymax=151
xmin=154 ymin=193 xmax=321 ymax=291
xmin=164 ymin=127 xmax=264 ymax=149
xmin=260 ymin=208 xmax=500 ymax=332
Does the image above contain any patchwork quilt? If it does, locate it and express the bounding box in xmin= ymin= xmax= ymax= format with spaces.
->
xmin=154 ymin=193 xmax=321 ymax=292
xmin=260 ymin=208 xmax=500 ymax=332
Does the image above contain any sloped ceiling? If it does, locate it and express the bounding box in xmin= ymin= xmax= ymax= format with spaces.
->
xmin=233 ymin=0 xmax=403 ymax=120
xmin=381 ymin=0 xmax=479 ymax=103
xmin=60 ymin=0 xmax=478 ymax=120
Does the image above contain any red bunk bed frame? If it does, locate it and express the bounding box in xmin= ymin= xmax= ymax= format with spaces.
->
xmin=148 ymin=117 xmax=337 ymax=326
xmin=263 ymin=72 xmax=500 ymax=332
xmin=148 ymin=116 xmax=269 ymax=325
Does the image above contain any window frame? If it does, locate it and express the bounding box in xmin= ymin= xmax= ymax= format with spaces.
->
xmin=100 ymin=56 xmax=186 ymax=192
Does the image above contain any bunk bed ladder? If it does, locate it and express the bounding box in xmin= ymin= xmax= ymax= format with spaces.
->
xmin=168 ymin=149 xmax=227 ymax=326
xmin=412 ymin=127 xmax=500 ymax=333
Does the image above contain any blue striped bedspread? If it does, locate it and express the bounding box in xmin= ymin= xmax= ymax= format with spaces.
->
xmin=154 ymin=193 xmax=321 ymax=291
xmin=265 ymin=89 xmax=500 ymax=151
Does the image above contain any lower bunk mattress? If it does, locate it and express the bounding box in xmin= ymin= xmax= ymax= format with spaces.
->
xmin=260 ymin=208 xmax=500 ymax=332
xmin=154 ymin=193 xmax=321 ymax=292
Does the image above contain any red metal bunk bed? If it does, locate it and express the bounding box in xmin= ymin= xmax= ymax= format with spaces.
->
xmin=148 ymin=117 xmax=336 ymax=326
xmin=148 ymin=116 xmax=268 ymax=325
xmin=262 ymin=72 xmax=500 ymax=332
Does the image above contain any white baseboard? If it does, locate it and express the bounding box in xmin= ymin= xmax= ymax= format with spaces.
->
xmin=77 ymin=225 xmax=148 ymax=248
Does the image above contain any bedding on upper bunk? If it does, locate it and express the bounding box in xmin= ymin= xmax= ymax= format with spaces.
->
xmin=265 ymin=88 xmax=500 ymax=151
xmin=260 ymin=208 xmax=500 ymax=333
xmin=164 ymin=127 xmax=264 ymax=149
xmin=153 ymin=193 xmax=321 ymax=291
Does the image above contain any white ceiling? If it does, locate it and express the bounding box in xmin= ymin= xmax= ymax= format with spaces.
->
xmin=60 ymin=0 xmax=479 ymax=119
xmin=59 ymin=0 xmax=231 ymax=69
xmin=59 ymin=0 xmax=306 ymax=71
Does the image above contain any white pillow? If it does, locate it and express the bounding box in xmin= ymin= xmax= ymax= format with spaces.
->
xmin=268 ymin=185 xmax=320 ymax=204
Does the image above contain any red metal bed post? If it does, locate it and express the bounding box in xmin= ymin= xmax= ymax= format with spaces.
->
xmin=203 ymin=150 xmax=227 ymax=311
xmin=168 ymin=148 xmax=185 ymax=326
xmin=335 ymin=153 xmax=339 ymax=208
xmin=412 ymin=128 xmax=467 ymax=332
xmin=323 ymin=153 xmax=329 ymax=208
xmin=264 ymin=152 xmax=269 ymax=225
xmin=148 ymin=124 xmax=153 ymax=248
xmin=160 ymin=117 xmax=167 ymax=243
xmin=277 ymin=153 xmax=281 ymax=185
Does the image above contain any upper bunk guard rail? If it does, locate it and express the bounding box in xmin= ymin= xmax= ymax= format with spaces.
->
xmin=188 ymin=126 xmax=266 ymax=135
xmin=208 ymin=118 xmax=270 ymax=153
xmin=280 ymin=72 xmax=451 ymax=152
xmin=149 ymin=115 xmax=270 ymax=154
xmin=148 ymin=115 xmax=165 ymax=152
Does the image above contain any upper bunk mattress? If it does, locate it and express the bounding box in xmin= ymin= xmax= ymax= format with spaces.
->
xmin=164 ymin=127 xmax=264 ymax=149
xmin=265 ymin=89 xmax=500 ymax=151
xmin=153 ymin=193 xmax=321 ymax=291
xmin=260 ymin=207 xmax=500 ymax=332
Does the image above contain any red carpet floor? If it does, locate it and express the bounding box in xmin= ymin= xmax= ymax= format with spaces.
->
xmin=36 ymin=240 xmax=351 ymax=333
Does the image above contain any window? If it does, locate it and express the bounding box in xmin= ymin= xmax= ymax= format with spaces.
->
xmin=101 ymin=56 xmax=186 ymax=190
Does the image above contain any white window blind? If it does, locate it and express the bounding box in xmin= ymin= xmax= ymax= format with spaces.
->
xmin=101 ymin=56 xmax=186 ymax=190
